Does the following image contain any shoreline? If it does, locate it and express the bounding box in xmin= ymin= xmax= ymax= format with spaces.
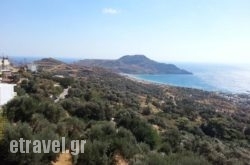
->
xmin=120 ymin=73 xmax=250 ymax=98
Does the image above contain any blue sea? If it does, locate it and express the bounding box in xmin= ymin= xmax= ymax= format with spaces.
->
xmin=131 ymin=63 xmax=250 ymax=94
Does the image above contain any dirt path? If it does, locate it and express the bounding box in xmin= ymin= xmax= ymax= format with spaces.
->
xmin=52 ymin=151 xmax=73 ymax=165
xmin=113 ymin=152 xmax=128 ymax=165
xmin=55 ymin=86 xmax=70 ymax=103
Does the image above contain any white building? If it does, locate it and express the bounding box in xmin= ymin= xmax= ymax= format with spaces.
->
xmin=1 ymin=57 xmax=11 ymax=71
xmin=27 ymin=63 xmax=37 ymax=72
xmin=0 ymin=83 xmax=16 ymax=106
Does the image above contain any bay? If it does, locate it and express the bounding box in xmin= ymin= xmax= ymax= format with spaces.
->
xmin=131 ymin=63 xmax=250 ymax=94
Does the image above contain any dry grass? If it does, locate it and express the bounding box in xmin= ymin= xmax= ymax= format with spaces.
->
xmin=51 ymin=150 xmax=73 ymax=165
xmin=113 ymin=152 xmax=128 ymax=165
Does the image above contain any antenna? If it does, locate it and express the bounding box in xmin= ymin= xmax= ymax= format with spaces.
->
xmin=0 ymin=52 xmax=3 ymax=70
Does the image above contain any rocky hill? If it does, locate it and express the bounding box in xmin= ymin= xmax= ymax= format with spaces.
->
xmin=34 ymin=58 xmax=66 ymax=71
xmin=76 ymin=55 xmax=192 ymax=74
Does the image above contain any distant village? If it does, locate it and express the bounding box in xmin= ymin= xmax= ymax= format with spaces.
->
xmin=0 ymin=57 xmax=37 ymax=107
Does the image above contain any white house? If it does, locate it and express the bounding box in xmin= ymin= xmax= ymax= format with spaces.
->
xmin=1 ymin=57 xmax=11 ymax=71
xmin=0 ymin=83 xmax=16 ymax=106
xmin=27 ymin=63 xmax=37 ymax=72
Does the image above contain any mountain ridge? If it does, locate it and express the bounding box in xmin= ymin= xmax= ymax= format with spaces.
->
xmin=76 ymin=55 xmax=192 ymax=74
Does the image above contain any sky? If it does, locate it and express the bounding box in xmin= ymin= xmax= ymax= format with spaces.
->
xmin=0 ymin=0 xmax=250 ymax=63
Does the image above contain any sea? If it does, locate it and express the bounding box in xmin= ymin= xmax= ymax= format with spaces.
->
xmin=131 ymin=63 xmax=250 ymax=94
xmin=9 ymin=56 xmax=250 ymax=94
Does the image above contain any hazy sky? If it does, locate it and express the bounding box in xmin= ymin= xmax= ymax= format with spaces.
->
xmin=0 ymin=0 xmax=250 ymax=63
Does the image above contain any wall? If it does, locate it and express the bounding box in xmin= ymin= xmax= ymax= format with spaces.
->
xmin=0 ymin=84 xmax=16 ymax=106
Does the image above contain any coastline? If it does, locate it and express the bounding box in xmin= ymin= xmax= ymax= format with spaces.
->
xmin=120 ymin=73 xmax=165 ymax=86
xmin=120 ymin=73 xmax=250 ymax=105
xmin=120 ymin=73 xmax=214 ymax=92
xmin=119 ymin=73 xmax=187 ymax=91
xmin=120 ymin=72 xmax=250 ymax=95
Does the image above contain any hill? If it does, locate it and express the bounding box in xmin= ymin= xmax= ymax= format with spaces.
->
xmin=35 ymin=57 xmax=65 ymax=65
xmin=76 ymin=55 xmax=192 ymax=74
xmin=34 ymin=58 xmax=66 ymax=70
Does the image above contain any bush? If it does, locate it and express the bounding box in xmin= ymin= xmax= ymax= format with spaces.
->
xmin=161 ymin=128 xmax=181 ymax=152
xmin=164 ymin=152 xmax=211 ymax=165
xmin=116 ymin=110 xmax=160 ymax=149
xmin=142 ymin=106 xmax=151 ymax=115
xmin=4 ymin=96 xmax=38 ymax=122
xmin=0 ymin=122 xmax=59 ymax=165
xmin=37 ymin=102 xmax=67 ymax=123
xmin=158 ymin=142 xmax=172 ymax=154
xmin=76 ymin=140 xmax=110 ymax=165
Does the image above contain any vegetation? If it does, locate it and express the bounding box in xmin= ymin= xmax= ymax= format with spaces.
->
xmin=0 ymin=65 xmax=249 ymax=165
xmin=76 ymin=55 xmax=192 ymax=74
